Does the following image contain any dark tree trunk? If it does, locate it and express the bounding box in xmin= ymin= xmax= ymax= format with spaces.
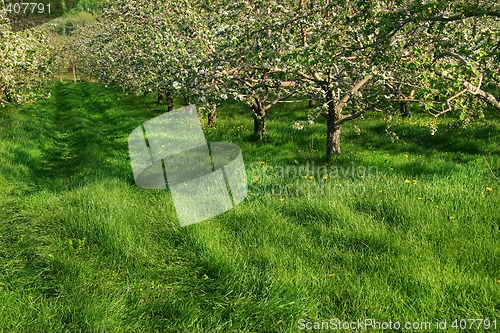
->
xmin=308 ymin=99 xmax=316 ymax=107
xmin=158 ymin=89 xmax=174 ymax=112
xmin=325 ymin=90 xmax=341 ymax=158
xmin=183 ymin=93 xmax=190 ymax=106
xmin=2 ymin=86 xmax=12 ymax=103
xmin=253 ymin=107 xmax=266 ymax=140
xmin=400 ymin=101 xmax=411 ymax=118
xmin=208 ymin=104 xmax=217 ymax=125
xmin=166 ymin=89 xmax=174 ymax=112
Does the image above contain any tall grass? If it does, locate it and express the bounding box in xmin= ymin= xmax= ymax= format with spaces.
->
xmin=0 ymin=82 xmax=498 ymax=332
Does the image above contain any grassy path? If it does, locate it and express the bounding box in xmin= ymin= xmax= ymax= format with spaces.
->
xmin=0 ymin=82 xmax=498 ymax=332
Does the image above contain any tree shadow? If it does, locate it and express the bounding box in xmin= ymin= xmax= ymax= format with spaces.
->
xmin=353 ymin=120 xmax=498 ymax=157
xmin=29 ymin=82 xmax=165 ymax=192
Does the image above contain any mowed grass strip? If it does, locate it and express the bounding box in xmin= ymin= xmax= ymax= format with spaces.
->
xmin=0 ymin=82 xmax=498 ymax=332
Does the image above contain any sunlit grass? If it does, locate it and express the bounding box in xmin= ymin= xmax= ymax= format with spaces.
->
xmin=0 ymin=82 xmax=498 ymax=332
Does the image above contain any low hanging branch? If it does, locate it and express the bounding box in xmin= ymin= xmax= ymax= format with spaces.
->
xmin=434 ymin=72 xmax=500 ymax=115
xmin=431 ymin=88 xmax=468 ymax=118
xmin=433 ymin=51 xmax=500 ymax=115
xmin=462 ymin=80 xmax=500 ymax=109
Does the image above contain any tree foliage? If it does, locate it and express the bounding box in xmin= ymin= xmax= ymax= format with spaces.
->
xmin=46 ymin=0 xmax=500 ymax=156
xmin=0 ymin=1 xmax=55 ymax=106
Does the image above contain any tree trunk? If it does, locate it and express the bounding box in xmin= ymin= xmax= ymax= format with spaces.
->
xmin=158 ymin=90 xmax=174 ymax=111
xmin=208 ymin=104 xmax=217 ymax=125
xmin=253 ymin=107 xmax=266 ymax=140
xmin=72 ymin=60 xmax=77 ymax=83
xmin=323 ymin=75 xmax=372 ymax=159
xmin=400 ymin=101 xmax=411 ymax=118
xmin=326 ymin=120 xmax=341 ymax=157
xmin=166 ymin=89 xmax=174 ymax=112
xmin=308 ymin=99 xmax=316 ymax=107
xmin=325 ymin=89 xmax=341 ymax=158
xmin=183 ymin=93 xmax=190 ymax=106
xmin=3 ymin=86 xmax=12 ymax=103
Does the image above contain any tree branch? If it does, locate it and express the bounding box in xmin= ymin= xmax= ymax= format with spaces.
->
xmin=338 ymin=109 xmax=365 ymax=125
xmin=352 ymin=16 xmax=416 ymax=51
xmin=264 ymin=89 xmax=300 ymax=111
xmin=463 ymin=80 xmax=500 ymax=110
xmin=435 ymin=70 xmax=500 ymax=113
xmin=434 ymin=51 xmax=500 ymax=112
xmin=435 ymin=51 xmax=468 ymax=65
xmin=335 ymin=74 xmax=373 ymax=112
xmin=298 ymin=71 xmax=327 ymax=85
xmin=353 ymin=9 xmax=500 ymax=51
xmin=432 ymin=88 xmax=468 ymax=117
xmin=226 ymin=65 xmax=284 ymax=75
xmin=422 ymin=10 xmax=500 ymax=22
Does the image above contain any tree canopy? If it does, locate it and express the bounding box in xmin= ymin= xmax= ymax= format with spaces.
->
xmin=3 ymin=0 xmax=499 ymax=157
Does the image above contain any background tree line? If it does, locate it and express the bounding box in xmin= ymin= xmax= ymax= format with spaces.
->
xmin=2 ymin=0 xmax=499 ymax=158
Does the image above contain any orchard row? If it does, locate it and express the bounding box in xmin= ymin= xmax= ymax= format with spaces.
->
xmin=2 ymin=1 xmax=499 ymax=157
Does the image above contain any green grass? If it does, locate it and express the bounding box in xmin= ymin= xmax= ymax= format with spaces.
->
xmin=0 ymin=82 xmax=499 ymax=332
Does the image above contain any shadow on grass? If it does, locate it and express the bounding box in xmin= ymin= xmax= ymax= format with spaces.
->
xmin=32 ymin=82 xmax=167 ymax=191
xmin=352 ymin=119 xmax=498 ymax=157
